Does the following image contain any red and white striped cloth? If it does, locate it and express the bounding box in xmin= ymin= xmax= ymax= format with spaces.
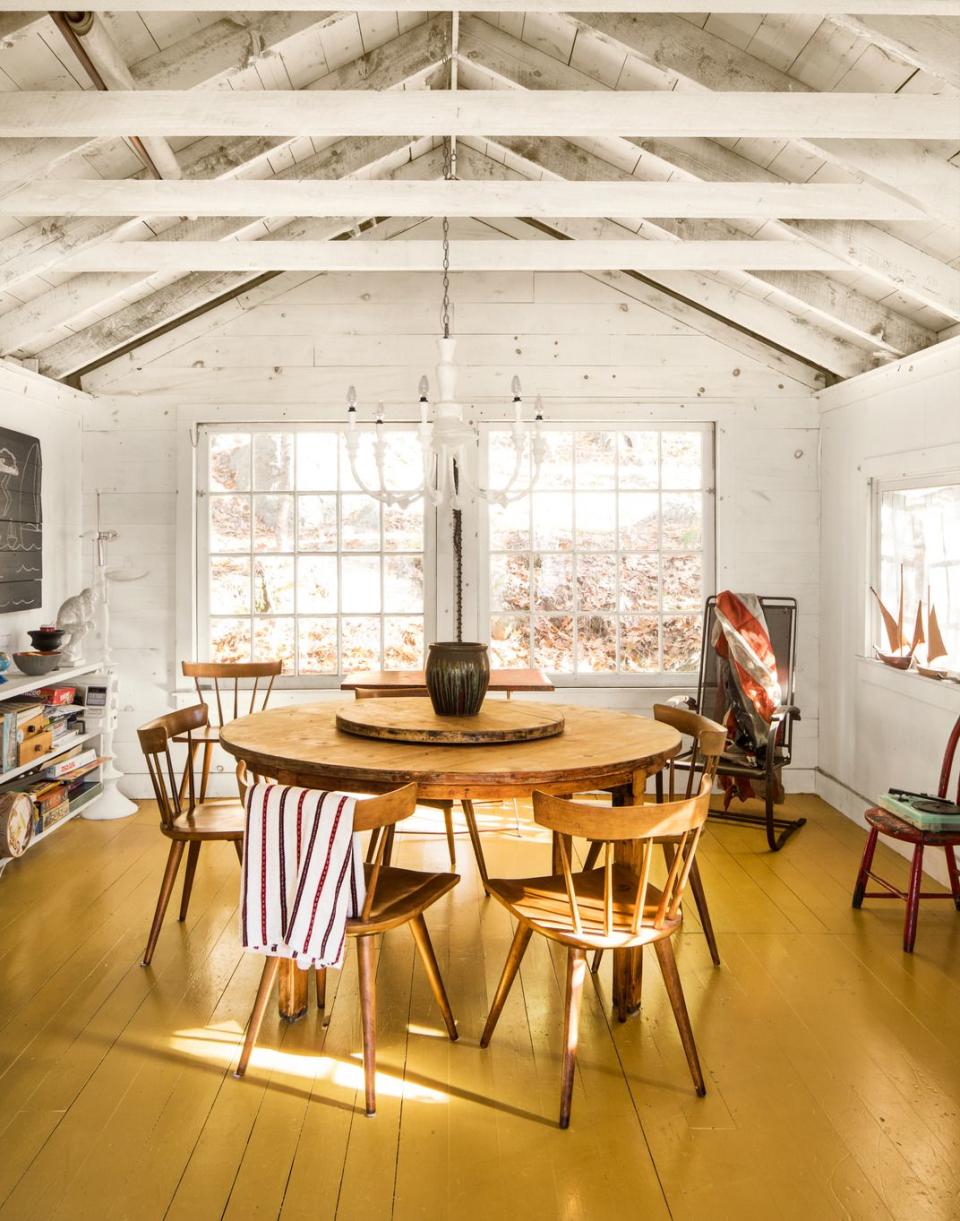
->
xmin=240 ymin=783 xmax=366 ymax=969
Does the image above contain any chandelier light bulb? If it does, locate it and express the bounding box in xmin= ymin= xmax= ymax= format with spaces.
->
xmin=418 ymin=374 xmax=429 ymax=400
xmin=347 ymin=385 xmax=357 ymax=408
xmin=511 ymin=375 xmax=522 ymax=400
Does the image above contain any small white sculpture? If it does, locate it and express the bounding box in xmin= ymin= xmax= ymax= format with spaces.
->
xmin=56 ymin=587 xmax=97 ymax=665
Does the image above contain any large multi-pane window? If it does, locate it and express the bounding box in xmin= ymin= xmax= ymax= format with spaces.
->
xmin=483 ymin=426 xmax=712 ymax=680
xmin=876 ymin=476 xmax=960 ymax=663
xmin=198 ymin=426 xmax=430 ymax=677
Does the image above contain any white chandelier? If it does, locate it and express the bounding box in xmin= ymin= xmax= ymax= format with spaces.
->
xmin=344 ymin=144 xmax=545 ymax=511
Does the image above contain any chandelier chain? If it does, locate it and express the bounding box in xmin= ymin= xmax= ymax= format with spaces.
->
xmin=441 ymin=136 xmax=452 ymax=340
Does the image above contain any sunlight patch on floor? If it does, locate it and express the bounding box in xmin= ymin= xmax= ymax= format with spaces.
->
xmin=171 ymin=1025 xmax=448 ymax=1102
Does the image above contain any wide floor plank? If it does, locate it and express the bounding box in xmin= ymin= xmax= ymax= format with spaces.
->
xmin=0 ymin=794 xmax=957 ymax=1221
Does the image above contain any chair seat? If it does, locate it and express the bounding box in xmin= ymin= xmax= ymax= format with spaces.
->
xmin=865 ymin=805 xmax=960 ymax=847
xmin=172 ymin=726 xmax=222 ymax=745
xmin=488 ymin=865 xmax=679 ymax=949
xmin=167 ymin=799 xmax=245 ymax=840
xmin=349 ymin=863 xmax=458 ymax=934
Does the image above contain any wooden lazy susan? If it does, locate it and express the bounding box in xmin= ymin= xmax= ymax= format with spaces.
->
xmin=335 ymin=697 xmax=565 ymax=745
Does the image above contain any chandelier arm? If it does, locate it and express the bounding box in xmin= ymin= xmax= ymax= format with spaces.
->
xmin=345 ymin=442 xmax=426 ymax=508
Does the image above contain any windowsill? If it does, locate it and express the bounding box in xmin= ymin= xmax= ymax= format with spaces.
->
xmin=856 ymin=655 xmax=960 ymax=711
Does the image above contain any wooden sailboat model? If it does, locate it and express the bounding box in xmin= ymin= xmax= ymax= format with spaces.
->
xmin=916 ymin=586 xmax=950 ymax=679
xmin=870 ymin=564 xmax=923 ymax=670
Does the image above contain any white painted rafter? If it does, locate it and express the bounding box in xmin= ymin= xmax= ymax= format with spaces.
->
xmin=0 ymin=1 xmax=956 ymax=12
xmin=3 ymin=89 xmax=956 ymax=139
xmin=0 ymin=179 xmax=932 ymax=220
xmin=0 ymin=239 xmax=858 ymax=285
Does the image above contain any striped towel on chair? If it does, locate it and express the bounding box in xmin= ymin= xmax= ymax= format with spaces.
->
xmin=240 ymin=783 xmax=366 ymax=969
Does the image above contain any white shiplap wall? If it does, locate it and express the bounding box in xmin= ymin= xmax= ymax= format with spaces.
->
xmin=0 ymin=363 xmax=85 ymax=658
xmin=817 ymin=340 xmax=960 ymax=887
xmin=78 ymin=261 xmax=822 ymax=797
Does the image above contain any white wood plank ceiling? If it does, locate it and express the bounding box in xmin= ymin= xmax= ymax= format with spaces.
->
xmin=0 ymin=5 xmax=958 ymax=382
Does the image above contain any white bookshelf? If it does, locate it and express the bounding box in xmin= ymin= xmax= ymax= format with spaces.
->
xmin=0 ymin=663 xmax=105 ymax=870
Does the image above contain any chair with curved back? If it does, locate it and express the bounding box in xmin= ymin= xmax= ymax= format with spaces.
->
xmin=587 ymin=703 xmax=726 ymax=970
xmin=235 ymin=782 xmax=459 ymax=1116
xmin=178 ymin=660 xmax=283 ymax=802
xmin=138 ymin=703 xmax=246 ymax=967
xmin=354 ymin=687 xmax=457 ymax=868
xmin=480 ymin=771 xmax=717 ymax=1128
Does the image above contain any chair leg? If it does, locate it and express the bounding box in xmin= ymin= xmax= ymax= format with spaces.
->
xmin=235 ymin=956 xmax=280 ymax=1078
xmin=688 ymin=860 xmax=720 ymax=967
xmin=904 ymin=843 xmax=924 ymax=953
xmin=460 ymin=800 xmax=489 ymax=895
xmin=653 ymin=937 xmax=705 ymax=1096
xmin=559 ymin=947 xmax=587 ymax=1129
xmin=409 ymin=914 xmax=458 ymax=1041
xmin=140 ymin=840 xmax=185 ymax=967
xmin=233 ymin=838 xmax=243 ymax=864
xmin=199 ymin=740 xmax=214 ymax=803
xmin=178 ymin=841 xmax=201 ymax=923
xmin=480 ymin=922 xmax=533 ymax=1048
xmin=764 ymin=784 xmax=778 ymax=853
xmin=356 ymin=934 xmax=378 ymax=1116
xmin=315 ymin=967 xmax=326 ymax=1013
xmin=944 ymin=844 xmax=960 ymax=912
xmin=590 ymin=948 xmax=603 ymax=974
xmin=442 ymin=805 xmax=456 ymax=869
xmin=852 ymin=826 xmax=880 ymax=908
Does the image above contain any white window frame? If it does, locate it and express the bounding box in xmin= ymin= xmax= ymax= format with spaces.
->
xmin=195 ymin=421 xmax=438 ymax=688
xmin=476 ymin=420 xmax=716 ymax=688
xmin=869 ymin=467 xmax=960 ymax=660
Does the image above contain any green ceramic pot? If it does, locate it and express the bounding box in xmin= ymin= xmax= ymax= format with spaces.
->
xmin=425 ymin=642 xmax=490 ymax=717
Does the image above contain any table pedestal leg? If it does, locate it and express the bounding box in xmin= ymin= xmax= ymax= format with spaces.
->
xmin=612 ymin=771 xmax=647 ymax=1020
xmin=279 ymin=959 xmax=309 ymax=1020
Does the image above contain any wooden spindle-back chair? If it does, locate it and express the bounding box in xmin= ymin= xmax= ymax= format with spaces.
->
xmin=353 ymin=687 xmax=457 ymax=868
xmin=235 ymin=782 xmax=459 ymax=1116
xmin=178 ymin=660 xmax=283 ymax=802
xmin=138 ymin=703 xmax=246 ymax=967
xmin=481 ymin=774 xmax=714 ymax=1128
xmin=588 ymin=704 xmax=726 ymax=969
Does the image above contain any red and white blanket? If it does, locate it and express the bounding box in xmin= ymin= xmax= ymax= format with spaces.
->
xmin=711 ymin=591 xmax=783 ymax=804
xmin=240 ymin=783 xmax=366 ymax=969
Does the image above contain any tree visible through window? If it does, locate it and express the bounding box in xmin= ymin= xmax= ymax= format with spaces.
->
xmin=201 ymin=428 xmax=427 ymax=676
xmin=485 ymin=427 xmax=711 ymax=677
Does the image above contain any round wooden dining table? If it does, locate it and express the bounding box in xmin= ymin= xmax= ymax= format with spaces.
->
xmin=221 ymin=699 xmax=682 ymax=1021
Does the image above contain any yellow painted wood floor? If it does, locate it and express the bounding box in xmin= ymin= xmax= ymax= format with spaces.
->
xmin=0 ymin=794 xmax=958 ymax=1221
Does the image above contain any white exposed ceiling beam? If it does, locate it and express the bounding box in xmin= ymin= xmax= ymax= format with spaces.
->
xmin=460 ymin=16 xmax=960 ymax=322
xmin=2 ymin=90 xmax=957 ymax=140
xmin=0 ymin=239 xmax=856 ymax=285
xmin=0 ymin=2 xmax=956 ymax=12
xmin=578 ymin=11 xmax=960 ymax=223
xmin=0 ymin=18 xmax=447 ymax=299
xmin=0 ymin=179 xmax=931 ymax=220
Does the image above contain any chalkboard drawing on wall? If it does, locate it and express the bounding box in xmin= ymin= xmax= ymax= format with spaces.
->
xmin=0 ymin=428 xmax=42 ymax=614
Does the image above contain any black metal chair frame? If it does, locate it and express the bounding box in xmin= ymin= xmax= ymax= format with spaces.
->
xmin=677 ymin=595 xmax=804 ymax=852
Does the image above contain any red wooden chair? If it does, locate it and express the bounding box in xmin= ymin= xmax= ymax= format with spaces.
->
xmin=852 ymin=714 xmax=960 ymax=952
